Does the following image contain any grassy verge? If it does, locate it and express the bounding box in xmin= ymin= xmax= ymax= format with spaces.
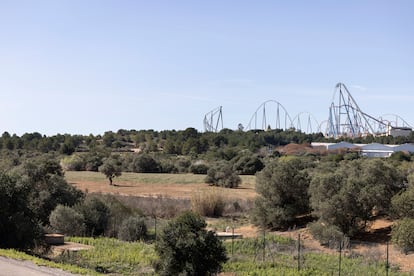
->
xmin=38 ymin=233 xmax=406 ymax=276
xmin=0 ymin=248 xmax=98 ymax=275
xmin=61 ymin=237 xmax=157 ymax=275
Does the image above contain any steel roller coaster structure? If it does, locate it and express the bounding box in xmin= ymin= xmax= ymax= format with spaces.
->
xmin=203 ymin=82 xmax=412 ymax=138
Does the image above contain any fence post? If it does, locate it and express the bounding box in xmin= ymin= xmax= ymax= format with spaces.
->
xmin=297 ymin=233 xmax=301 ymax=271
xmin=338 ymin=240 xmax=342 ymax=276
xmin=386 ymin=241 xmax=389 ymax=276
xmin=263 ymin=228 xmax=266 ymax=262
xmin=154 ymin=216 xmax=157 ymax=241
xmin=231 ymin=226 xmax=234 ymax=257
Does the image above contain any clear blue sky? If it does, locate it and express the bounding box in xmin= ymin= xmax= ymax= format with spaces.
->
xmin=1 ymin=0 xmax=413 ymax=135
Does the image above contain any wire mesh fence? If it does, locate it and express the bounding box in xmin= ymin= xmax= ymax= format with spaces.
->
xmin=223 ymin=228 xmax=409 ymax=276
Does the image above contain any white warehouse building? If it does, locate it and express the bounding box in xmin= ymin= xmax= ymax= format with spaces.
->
xmin=311 ymin=142 xmax=414 ymax=158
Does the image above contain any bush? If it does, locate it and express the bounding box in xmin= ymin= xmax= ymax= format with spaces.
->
xmin=99 ymin=195 xmax=139 ymax=237
xmin=205 ymin=164 xmax=241 ymax=188
xmin=190 ymin=163 xmax=209 ymax=174
xmin=308 ymin=221 xmax=344 ymax=248
xmin=232 ymin=154 xmax=264 ymax=175
xmin=391 ymin=188 xmax=414 ymax=219
xmin=49 ymin=205 xmax=85 ymax=236
xmin=60 ymin=154 xmax=85 ymax=171
xmin=76 ymin=196 xmax=110 ymax=236
xmin=117 ymin=216 xmax=147 ymax=241
xmin=191 ymin=189 xmax=225 ymax=217
xmin=130 ymin=154 xmax=160 ymax=173
xmin=392 ymin=218 xmax=414 ymax=254
xmin=154 ymin=212 xmax=227 ymax=275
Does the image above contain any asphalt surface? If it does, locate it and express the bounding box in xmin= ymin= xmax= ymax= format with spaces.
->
xmin=0 ymin=256 xmax=76 ymax=276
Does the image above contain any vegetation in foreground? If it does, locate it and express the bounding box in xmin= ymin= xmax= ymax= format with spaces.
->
xmin=3 ymin=128 xmax=414 ymax=274
xmin=0 ymin=248 xmax=99 ymax=275
xmin=45 ymin=233 xmax=405 ymax=276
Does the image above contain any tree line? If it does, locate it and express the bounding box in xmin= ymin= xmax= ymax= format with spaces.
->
xmin=251 ymin=155 xmax=414 ymax=253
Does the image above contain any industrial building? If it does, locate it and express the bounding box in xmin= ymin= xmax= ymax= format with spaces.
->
xmin=311 ymin=142 xmax=414 ymax=158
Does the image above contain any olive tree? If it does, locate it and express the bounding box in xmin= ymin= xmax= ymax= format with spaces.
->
xmin=309 ymin=159 xmax=403 ymax=237
xmin=154 ymin=211 xmax=227 ymax=275
xmin=99 ymin=156 xmax=122 ymax=185
xmin=251 ymin=158 xmax=310 ymax=229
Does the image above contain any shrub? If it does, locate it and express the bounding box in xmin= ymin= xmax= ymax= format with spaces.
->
xmin=60 ymin=154 xmax=85 ymax=171
xmin=391 ymin=188 xmax=414 ymax=219
xmin=190 ymin=163 xmax=209 ymax=174
xmin=191 ymin=189 xmax=225 ymax=217
xmin=308 ymin=221 xmax=344 ymax=248
xmin=49 ymin=205 xmax=85 ymax=236
xmin=232 ymin=154 xmax=264 ymax=175
xmin=100 ymin=195 xmax=139 ymax=237
xmin=75 ymin=196 xmax=110 ymax=236
xmin=392 ymin=218 xmax=414 ymax=254
xmin=205 ymin=164 xmax=241 ymax=188
xmin=154 ymin=212 xmax=227 ymax=275
xmin=117 ymin=216 xmax=147 ymax=241
xmin=130 ymin=154 xmax=160 ymax=173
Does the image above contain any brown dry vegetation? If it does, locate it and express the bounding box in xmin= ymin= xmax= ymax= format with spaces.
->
xmin=65 ymin=171 xmax=257 ymax=200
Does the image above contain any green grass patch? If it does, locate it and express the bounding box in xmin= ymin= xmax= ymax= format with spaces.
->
xmin=63 ymin=237 xmax=157 ymax=275
xmin=0 ymin=248 xmax=98 ymax=275
xmin=223 ymin=235 xmax=406 ymax=275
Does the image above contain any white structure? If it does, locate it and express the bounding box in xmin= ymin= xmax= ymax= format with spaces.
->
xmin=311 ymin=142 xmax=414 ymax=158
xmin=360 ymin=143 xmax=394 ymax=158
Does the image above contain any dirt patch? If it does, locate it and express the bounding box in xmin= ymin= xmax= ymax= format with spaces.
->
xmin=48 ymin=242 xmax=93 ymax=258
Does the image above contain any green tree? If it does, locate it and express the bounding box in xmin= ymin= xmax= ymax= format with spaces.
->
xmin=391 ymin=188 xmax=414 ymax=219
xmin=75 ymin=196 xmax=110 ymax=236
xmin=129 ymin=154 xmax=160 ymax=173
xmin=392 ymin=218 xmax=414 ymax=254
xmin=309 ymin=159 xmax=403 ymax=236
xmin=49 ymin=204 xmax=85 ymax=236
xmin=0 ymin=172 xmax=42 ymax=249
xmin=205 ymin=163 xmax=241 ymax=188
xmin=99 ymin=156 xmax=122 ymax=185
xmin=232 ymin=153 xmax=264 ymax=175
xmin=154 ymin=212 xmax=227 ymax=276
xmin=251 ymin=158 xmax=310 ymax=229
xmin=21 ymin=158 xmax=84 ymax=224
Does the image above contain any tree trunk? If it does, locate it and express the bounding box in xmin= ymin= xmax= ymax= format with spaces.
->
xmin=109 ymin=177 xmax=113 ymax=185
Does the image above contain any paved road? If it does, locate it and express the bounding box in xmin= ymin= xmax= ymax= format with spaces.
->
xmin=0 ymin=256 xmax=76 ymax=276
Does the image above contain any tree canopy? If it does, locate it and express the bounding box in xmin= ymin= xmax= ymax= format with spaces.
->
xmin=155 ymin=211 xmax=227 ymax=276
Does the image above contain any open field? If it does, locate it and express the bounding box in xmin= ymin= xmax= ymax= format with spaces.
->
xmin=65 ymin=171 xmax=257 ymax=200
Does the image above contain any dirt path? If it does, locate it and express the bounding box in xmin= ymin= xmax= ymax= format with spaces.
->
xmin=0 ymin=256 xmax=76 ymax=276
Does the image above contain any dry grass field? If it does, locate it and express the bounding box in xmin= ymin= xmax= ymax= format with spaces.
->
xmin=65 ymin=171 xmax=257 ymax=200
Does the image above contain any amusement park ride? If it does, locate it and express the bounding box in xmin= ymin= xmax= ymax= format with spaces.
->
xmin=203 ymin=83 xmax=413 ymax=138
